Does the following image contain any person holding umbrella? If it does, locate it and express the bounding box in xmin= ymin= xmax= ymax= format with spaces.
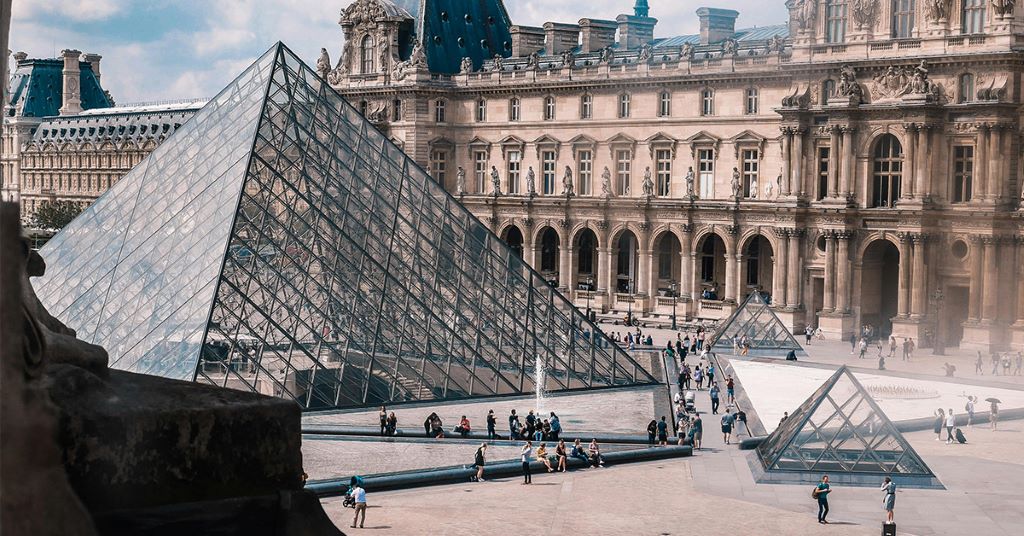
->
xmin=987 ymin=398 xmax=1001 ymax=430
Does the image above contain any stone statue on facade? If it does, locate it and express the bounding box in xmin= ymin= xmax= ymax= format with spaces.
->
xmin=731 ymin=167 xmax=742 ymax=199
xmin=834 ymin=64 xmax=864 ymax=104
xmin=792 ymin=0 xmax=818 ymax=31
xmin=851 ymin=0 xmax=880 ymax=29
xmin=378 ymin=34 xmax=391 ymax=74
xmin=992 ymin=0 xmax=1015 ymax=17
xmin=490 ymin=166 xmax=501 ymax=196
xmin=721 ymin=37 xmax=738 ymax=57
xmin=409 ymin=37 xmax=426 ymax=67
xmin=491 ymin=54 xmax=504 ymax=72
xmin=765 ymin=176 xmax=775 ymax=198
xmin=526 ymin=51 xmax=540 ymax=69
xmin=685 ymin=167 xmax=696 ymax=198
xmin=600 ymin=166 xmax=613 ymax=197
xmin=561 ymin=49 xmax=575 ymax=69
xmin=641 ymin=167 xmax=655 ymax=198
xmin=460 ymin=56 xmax=474 ymax=74
xmin=680 ymin=42 xmax=694 ymax=60
xmin=924 ymin=0 xmax=952 ymax=21
xmin=316 ymin=48 xmax=331 ymax=79
xmin=637 ymin=44 xmax=654 ymax=63
xmin=456 ymin=166 xmax=466 ymax=195
xmin=600 ymin=45 xmax=614 ymax=65
xmin=562 ymin=166 xmax=575 ymax=197
xmin=750 ymin=177 xmax=759 ymax=199
xmin=526 ymin=166 xmax=536 ymax=196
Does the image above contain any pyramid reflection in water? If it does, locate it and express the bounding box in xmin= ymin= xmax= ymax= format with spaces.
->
xmin=35 ymin=43 xmax=657 ymax=410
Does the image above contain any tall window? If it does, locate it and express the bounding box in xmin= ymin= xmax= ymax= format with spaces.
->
xmin=700 ymin=239 xmax=716 ymax=283
xmin=360 ymin=35 xmax=375 ymax=73
xmin=655 ymin=149 xmax=672 ymax=196
xmin=542 ymin=151 xmax=557 ymax=195
xmin=891 ymin=0 xmax=915 ymax=39
xmin=543 ymin=96 xmax=556 ymax=120
xmin=658 ymin=91 xmax=671 ymax=117
xmin=745 ymin=88 xmax=759 ymax=115
xmin=958 ymin=73 xmax=975 ymax=103
xmin=509 ymin=97 xmax=521 ymax=121
xmin=430 ymin=150 xmax=447 ymax=187
xmin=506 ymin=150 xmax=521 ymax=194
xmin=962 ymin=0 xmax=986 ymax=34
xmin=580 ymin=94 xmax=593 ymax=119
xmin=434 ymin=99 xmax=446 ymax=123
xmin=817 ymin=146 xmax=830 ymax=201
xmin=474 ymin=151 xmax=488 ymax=193
xmin=952 ymin=145 xmax=974 ymax=203
xmin=822 ymin=79 xmax=835 ymax=105
xmin=392 ymin=99 xmax=402 ymax=121
xmin=871 ymin=134 xmax=903 ymax=208
xmin=577 ymin=150 xmax=593 ymax=196
xmin=825 ymin=0 xmax=847 ymax=44
xmin=742 ymin=149 xmax=759 ymax=198
xmin=476 ymin=98 xmax=487 ymax=122
xmin=615 ymin=149 xmax=631 ymax=195
xmin=618 ymin=94 xmax=631 ymax=118
xmin=701 ymin=89 xmax=714 ymax=116
xmin=658 ymin=239 xmax=674 ymax=279
xmin=698 ymin=149 xmax=714 ymax=198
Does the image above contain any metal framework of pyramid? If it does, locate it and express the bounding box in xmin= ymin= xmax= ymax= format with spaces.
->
xmin=753 ymin=366 xmax=941 ymax=488
xmin=34 ymin=43 xmax=657 ymax=410
xmin=711 ymin=292 xmax=804 ymax=356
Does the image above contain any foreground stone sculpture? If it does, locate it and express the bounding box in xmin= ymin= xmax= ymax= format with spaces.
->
xmin=0 ymin=201 xmax=342 ymax=535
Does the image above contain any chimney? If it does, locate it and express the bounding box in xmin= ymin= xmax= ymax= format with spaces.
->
xmin=578 ymin=19 xmax=617 ymax=53
xmin=83 ymin=53 xmax=102 ymax=83
xmin=543 ymin=22 xmax=581 ymax=56
xmin=696 ymin=7 xmax=739 ymax=45
xmin=13 ymin=51 xmax=28 ymax=63
xmin=59 ymin=49 xmax=83 ymax=116
xmin=615 ymin=13 xmax=657 ymax=50
xmin=510 ymin=25 xmax=545 ymax=57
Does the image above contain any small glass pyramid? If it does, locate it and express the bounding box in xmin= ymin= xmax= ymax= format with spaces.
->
xmin=710 ymin=292 xmax=803 ymax=356
xmin=34 ymin=43 xmax=657 ymax=410
xmin=755 ymin=366 xmax=941 ymax=488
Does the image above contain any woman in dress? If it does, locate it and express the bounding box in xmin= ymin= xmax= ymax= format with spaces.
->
xmin=535 ymin=443 xmax=554 ymax=472
xmin=933 ymin=408 xmax=945 ymax=440
xmin=881 ymin=476 xmax=896 ymax=524
xmin=555 ymin=439 xmax=568 ymax=472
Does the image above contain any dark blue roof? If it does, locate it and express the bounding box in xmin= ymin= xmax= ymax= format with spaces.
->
xmin=8 ymin=58 xmax=112 ymax=118
xmin=419 ymin=0 xmax=513 ymax=74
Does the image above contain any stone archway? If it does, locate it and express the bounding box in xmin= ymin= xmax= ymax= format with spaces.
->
xmin=614 ymin=230 xmax=639 ymax=294
xmin=574 ymin=228 xmax=598 ymax=290
xmin=537 ymin=227 xmax=560 ymax=286
xmin=500 ymin=225 xmax=524 ymax=259
xmin=861 ymin=239 xmax=900 ymax=337
xmin=652 ymin=231 xmax=682 ymax=296
xmin=741 ymin=235 xmax=775 ymax=303
xmin=695 ymin=232 xmax=727 ymax=300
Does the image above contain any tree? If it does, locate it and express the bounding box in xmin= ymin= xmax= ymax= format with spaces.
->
xmin=31 ymin=200 xmax=83 ymax=231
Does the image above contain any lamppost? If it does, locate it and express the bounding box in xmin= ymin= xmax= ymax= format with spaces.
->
xmin=626 ymin=275 xmax=634 ymax=327
xmin=669 ymin=279 xmax=679 ymax=330
xmin=932 ymin=287 xmax=945 ymax=356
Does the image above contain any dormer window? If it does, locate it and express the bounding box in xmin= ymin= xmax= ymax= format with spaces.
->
xmin=360 ymin=35 xmax=375 ymax=74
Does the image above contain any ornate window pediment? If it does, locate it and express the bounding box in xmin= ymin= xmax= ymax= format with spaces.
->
xmin=499 ymin=135 xmax=526 ymax=158
xmin=467 ymin=136 xmax=492 ymax=158
xmin=645 ymin=132 xmax=678 ymax=159
xmin=533 ymin=134 xmax=562 ymax=159
xmin=569 ymin=134 xmax=597 ymax=160
xmin=729 ymin=130 xmax=767 ymax=159
xmin=606 ymin=133 xmax=637 ymax=159
xmin=428 ymin=136 xmax=454 ymax=151
xmin=685 ymin=130 xmax=721 ymax=160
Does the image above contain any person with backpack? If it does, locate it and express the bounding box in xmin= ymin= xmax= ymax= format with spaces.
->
xmin=814 ymin=475 xmax=832 ymax=524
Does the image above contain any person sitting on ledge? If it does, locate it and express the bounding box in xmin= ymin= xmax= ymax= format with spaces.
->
xmin=570 ymin=439 xmax=589 ymax=464
xmin=454 ymin=415 xmax=471 ymax=437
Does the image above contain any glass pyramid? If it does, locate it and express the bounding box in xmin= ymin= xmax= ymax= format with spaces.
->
xmin=710 ymin=292 xmax=803 ymax=356
xmin=755 ymin=366 xmax=940 ymax=488
xmin=34 ymin=43 xmax=657 ymax=410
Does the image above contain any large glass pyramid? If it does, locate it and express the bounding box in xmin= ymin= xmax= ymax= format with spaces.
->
xmin=754 ymin=366 xmax=940 ymax=488
xmin=711 ymin=292 xmax=803 ymax=356
xmin=34 ymin=43 xmax=657 ymax=409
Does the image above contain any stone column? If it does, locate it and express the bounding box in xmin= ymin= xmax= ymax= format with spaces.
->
xmin=835 ymin=231 xmax=851 ymax=313
xmin=1016 ymin=237 xmax=1024 ymax=325
xmin=773 ymin=228 xmax=789 ymax=306
xmin=637 ymin=225 xmax=651 ymax=301
xmin=523 ymin=225 xmax=537 ymax=268
xmin=897 ymin=233 xmax=912 ymax=317
xmin=975 ymin=124 xmax=989 ymax=202
xmin=968 ymin=235 xmax=983 ymax=321
xmin=915 ymin=126 xmax=930 ymax=201
xmin=828 ymin=126 xmax=840 ymax=198
xmin=823 ymin=231 xmax=836 ymax=312
xmin=786 ymin=229 xmax=803 ymax=308
xmin=679 ymin=224 xmax=694 ymax=301
xmin=597 ymin=247 xmax=611 ymax=294
xmin=903 ymin=125 xmax=917 ymax=199
xmin=725 ymin=253 xmax=738 ymax=303
xmin=558 ymin=241 xmax=573 ymax=293
xmin=840 ymin=126 xmax=854 ymax=201
xmin=987 ymin=126 xmax=1002 ymax=201
xmin=981 ymin=236 xmax=998 ymax=323
xmin=793 ymin=129 xmax=805 ymax=197
xmin=910 ymin=234 xmax=927 ymax=318
xmin=780 ymin=129 xmax=792 ymax=196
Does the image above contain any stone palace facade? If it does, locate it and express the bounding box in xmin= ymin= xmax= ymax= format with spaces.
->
xmin=325 ymin=0 xmax=1024 ymax=351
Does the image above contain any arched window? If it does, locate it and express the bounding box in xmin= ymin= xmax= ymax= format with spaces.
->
xmin=962 ymin=0 xmax=986 ymax=34
xmin=891 ymin=0 xmax=915 ymax=39
xmin=958 ymin=73 xmax=975 ymax=103
xmin=822 ymin=79 xmax=836 ymax=105
xmin=871 ymin=134 xmax=903 ymax=208
xmin=509 ymin=97 xmax=521 ymax=121
xmin=700 ymin=89 xmax=714 ymax=116
xmin=825 ymin=0 xmax=847 ymax=44
xmin=543 ymin=96 xmax=556 ymax=120
xmin=360 ymin=35 xmax=375 ymax=74
xmin=658 ymin=91 xmax=671 ymax=117
xmin=580 ymin=94 xmax=593 ymax=119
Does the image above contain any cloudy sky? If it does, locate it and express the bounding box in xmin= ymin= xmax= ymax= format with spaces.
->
xmin=10 ymin=0 xmax=783 ymax=103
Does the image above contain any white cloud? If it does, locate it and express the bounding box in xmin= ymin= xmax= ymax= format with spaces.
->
xmin=13 ymin=0 xmax=126 ymax=22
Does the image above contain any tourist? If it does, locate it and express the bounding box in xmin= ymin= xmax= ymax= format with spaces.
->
xmin=881 ymin=476 xmax=896 ymax=525
xmin=901 ymin=338 xmax=909 ymax=361
xmin=1016 ymin=352 xmax=1023 ymax=375
xmin=710 ymin=383 xmax=721 ymax=414
xmin=378 ymin=405 xmax=388 ymax=436
xmin=509 ymin=409 xmax=521 ymax=439
xmin=474 ymin=443 xmax=487 ymax=482
xmin=990 ymin=399 xmax=1000 ymax=430
xmin=735 ymin=407 xmax=748 ymax=438
xmin=805 ymin=328 xmax=813 ymax=345
xmin=740 ymin=335 xmax=750 ymax=356
xmin=976 ymin=351 xmax=984 ymax=375
xmin=683 ymin=365 xmax=692 ymax=389
xmin=726 ymin=376 xmax=735 ymax=404
xmin=1003 ymin=354 xmax=1012 ymax=376
xmin=386 ymin=412 xmax=397 ymax=436
xmin=814 ymin=475 xmax=831 ymax=524
xmin=646 ymin=419 xmax=658 ymax=445
xmin=721 ymin=409 xmax=734 ymax=445
xmin=943 ymin=362 xmax=956 ymax=377
xmin=991 ymin=352 xmax=1001 ymax=375
xmin=588 ymin=439 xmax=605 ymax=467
xmin=933 ymin=408 xmax=945 ymax=440
xmin=555 ymin=439 xmax=568 ymax=472
xmin=349 ymin=478 xmax=367 ymax=529
xmin=676 ymin=414 xmax=689 ymax=444
xmin=536 ymin=420 xmax=547 ymax=442
xmin=945 ymin=408 xmax=956 ymax=444
xmin=431 ymin=414 xmax=445 ymax=439
xmin=849 ymin=333 xmax=857 ymax=354
xmin=888 ymin=335 xmax=897 ymax=357
xmin=486 ymin=410 xmax=497 ymax=440
xmin=521 ymin=441 xmax=533 ymax=484
xmin=965 ymin=396 xmax=976 ymax=427
xmin=549 ymin=412 xmax=561 ymax=440
xmin=677 ymin=370 xmax=686 ymax=393
xmin=570 ymin=439 xmax=589 ymax=463
xmin=526 ymin=410 xmax=537 ymax=437
xmin=536 ymin=443 xmax=554 ymax=472
xmin=694 ymin=366 xmax=704 ymax=390
xmin=424 ymin=412 xmax=434 ymax=437
xmin=455 ymin=415 xmax=471 ymax=437
xmin=657 ymin=416 xmax=669 ymax=445
xmin=878 ymin=352 xmax=885 ymax=371
xmin=859 ymin=338 xmax=868 ymax=359
xmin=707 ymin=363 xmax=716 ymax=385
xmin=690 ymin=413 xmax=703 ymax=449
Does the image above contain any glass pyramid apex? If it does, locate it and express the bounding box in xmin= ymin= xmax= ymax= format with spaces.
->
xmin=35 ymin=43 xmax=657 ymax=410
xmin=711 ymin=291 xmax=804 ymax=355
xmin=755 ymin=366 xmax=941 ymax=488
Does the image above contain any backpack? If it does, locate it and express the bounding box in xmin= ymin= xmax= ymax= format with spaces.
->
xmin=811 ymin=487 xmax=819 ymax=499
xmin=965 ymin=403 xmax=971 ymax=412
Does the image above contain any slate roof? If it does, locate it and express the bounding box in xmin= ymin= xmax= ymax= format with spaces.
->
xmin=7 ymin=58 xmax=112 ymax=118
xmin=418 ymin=0 xmax=513 ymax=74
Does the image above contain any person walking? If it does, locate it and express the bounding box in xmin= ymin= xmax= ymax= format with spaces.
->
xmin=710 ymin=383 xmax=721 ymax=414
xmin=1016 ymin=352 xmax=1023 ymax=376
xmin=990 ymin=399 xmax=1000 ymax=431
xmin=814 ymin=475 xmax=831 ymax=524
xmin=881 ymin=477 xmax=896 ymax=525
xmin=694 ymin=366 xmax=704 ymax=390
xmin=991 ymin=352 xmax=1000 ymax=375
xmin=378 ymin=405 xmax=388 ymax=436
xmin=945 ymin=408 xmax=956 ymax=444
xmin=473 ymin=443 xmax=487 ymax=482
xmin=721 ymin=409 xmax=734 ymax=445
xmin=521 ymin=441 xmax=533 ymax=484
xmin=735 ymin=407 xmax=748 ymax=438
xmin=933 ymin=409 xmax=945 ymax=440
xmin=657 ymin=416 xmax=669 ymax=446
xmin=646 ymin=419 xmax=658 ymax=445
xmin=849 ymin=333 xmax=857 ymax=354
xmin=726 ymin=376 xmax=735 ymax=404
xmin=486 ymin=410 xmax=497 ymax=440
xmin=690 ymin=413 xmax=703 ymax=449
xmin=888 ymin=335 xmax=897 ymax=358
xmin=965 ymin=396 xmax=975 ymax=427
xmin=975 ymin=351 xmax=984 ymax=375
xmin=549 ymin=412 xmax=561 ymax=440
xmin=859 ymin=338 xmax=868 ymax=359
xmin=349 ymin=479 xmax=367 ymax=529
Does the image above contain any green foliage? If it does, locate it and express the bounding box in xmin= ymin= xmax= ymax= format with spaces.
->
xmin=31 ymin=200 xmax=83 ymax=230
